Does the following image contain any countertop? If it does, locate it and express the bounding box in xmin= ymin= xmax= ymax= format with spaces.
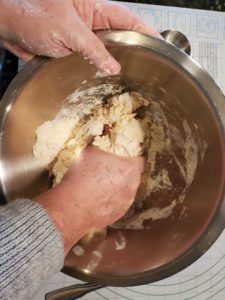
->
xmin=116 ymin=0 xmax=225 ymax=11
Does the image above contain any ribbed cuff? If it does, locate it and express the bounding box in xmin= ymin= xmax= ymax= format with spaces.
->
xmin=0 ymin=198 xmax=64 ymax=300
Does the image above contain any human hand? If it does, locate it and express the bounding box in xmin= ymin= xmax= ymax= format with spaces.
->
xmin=0 ymin=0 xmax=161 ymax=74
xmin=35 ymin=146 xmax=145 ymax=254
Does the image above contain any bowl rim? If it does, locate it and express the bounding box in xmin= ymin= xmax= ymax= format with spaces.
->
xmin=1 ymin=30 xmax=225 ymax=286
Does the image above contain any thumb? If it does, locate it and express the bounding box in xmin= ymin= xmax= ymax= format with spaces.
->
xmin=1 ymin=40 xmax=34 ymax=61
xmin=124 ymin=156 xmax=146 ymax=176
xmin=69 ymin=20 xmax=121 ymax=74
xmin=132 ymin=156 xmax=146 ymax=174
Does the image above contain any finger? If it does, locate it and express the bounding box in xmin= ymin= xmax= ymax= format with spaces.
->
xmin=93 ymin=0 xmax=162 ymax=39
xmin=88 ymin=146 xmax=145 ymax=176
xmin=125 ymin=156 xmax=146 ymax=175
xmin=68 ymin=19 xmax=121 ymax=74
xmin=1 ymin=40 xmax=34 ymax=61
xmin=134 ymin=156 xmax=146 ymax=174
xmin=73 ymin=0 xmax=95 ymax=29
xmin=1 ymin=35 xmax=74 ymax=60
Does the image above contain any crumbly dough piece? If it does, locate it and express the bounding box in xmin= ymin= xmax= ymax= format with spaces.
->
xmin=50 ymin=92 xmax=149 ymax=185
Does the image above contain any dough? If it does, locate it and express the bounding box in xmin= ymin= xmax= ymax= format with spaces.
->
xmin=50 ymin=92 xmax=150 ymax=185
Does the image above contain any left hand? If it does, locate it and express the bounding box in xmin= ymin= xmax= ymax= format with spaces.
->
xmin=0 ymin=0 xmax=161 ymax=74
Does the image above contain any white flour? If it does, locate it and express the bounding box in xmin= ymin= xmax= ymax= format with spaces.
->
xmin=33 ymin=82 xmax=123 ymax=167
xmin=5 ymin=0 xmax=45 ymax=16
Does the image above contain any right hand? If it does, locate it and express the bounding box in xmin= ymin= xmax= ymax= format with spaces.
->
xmin=64 ymin=146 xmax=145 ymax=228
xmin=35 ymin=147 xmax=145 ymax=254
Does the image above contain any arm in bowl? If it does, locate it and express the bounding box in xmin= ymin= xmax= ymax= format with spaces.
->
xmin=0 ymin=0 xmax=161 ymax=73
xmin=0 ymin=147 xmax=144 ymax=300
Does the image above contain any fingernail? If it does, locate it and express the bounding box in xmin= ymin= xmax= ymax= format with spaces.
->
xmin=100 ymin=55 xmax=121 ymax=75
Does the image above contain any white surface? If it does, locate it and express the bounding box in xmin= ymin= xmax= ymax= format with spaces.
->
xmin=34 ymin=232 xmax=225 ymax=300
xmin=34 ymin=2 xmax=225 ymax=300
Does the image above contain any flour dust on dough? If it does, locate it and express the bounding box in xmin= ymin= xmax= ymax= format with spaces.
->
xmin=50 ymin=91 xmax=149 ymax=185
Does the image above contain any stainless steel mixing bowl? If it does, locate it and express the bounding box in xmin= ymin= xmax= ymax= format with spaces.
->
xmin=0 ymin=31 xmax=225 ymax=297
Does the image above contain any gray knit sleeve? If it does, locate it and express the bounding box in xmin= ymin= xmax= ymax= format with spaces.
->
xmin=0 ymin=198 xmax=65 ymax=300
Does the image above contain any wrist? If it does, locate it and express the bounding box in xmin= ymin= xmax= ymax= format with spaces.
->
xmin=34 ymin=183 xmax=90 ymax=255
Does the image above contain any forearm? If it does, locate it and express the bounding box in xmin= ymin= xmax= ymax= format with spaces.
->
xmin=0 ymin=198 xmax=64 ymax=300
